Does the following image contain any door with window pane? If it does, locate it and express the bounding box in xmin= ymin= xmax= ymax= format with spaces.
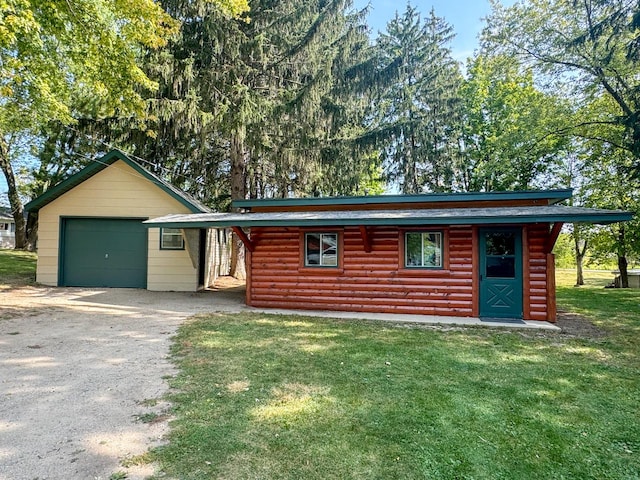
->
xmin=479 ymin=228 xmax=523 ymax=318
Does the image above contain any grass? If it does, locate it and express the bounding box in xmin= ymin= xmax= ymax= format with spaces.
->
xmin=0 ymin=249 xmax=36 ymax=287
xmin=556 ymin=269 xmax=640 ymax=342
xmin=149 ymin=270 xmax=640 ymax=479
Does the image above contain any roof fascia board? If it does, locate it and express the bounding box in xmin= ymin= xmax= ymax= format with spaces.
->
xmin=144 ymin=211 xmax=632 ymax=229
xmin=232 ymin=189 xmax=573 ymax=209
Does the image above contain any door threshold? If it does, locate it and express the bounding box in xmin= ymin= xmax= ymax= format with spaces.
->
xmin=480 ymin=317 xmax=525 ymax=324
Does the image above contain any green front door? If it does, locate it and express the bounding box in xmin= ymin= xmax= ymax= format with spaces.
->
xmin=479 ymin=228 xmax=523 ymax=319
xmin=61 ymin=218 xmax=147 ymax=288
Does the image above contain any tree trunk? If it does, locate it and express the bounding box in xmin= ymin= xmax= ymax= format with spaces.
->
xmin=617 ymin=224 xmax=629 ymax=288
xmin=229 ymin=127 xmax=247 ymax=280
xmin=618 ymin=255 xmax=629 ymax=288
xmin=25 ymin=211 xmax=38 ymax=252
xmin=573 ymin=230 xmax=587 ymax=286
xmin=0 ymin=137 xmax=27 ymax=249
xmin=575 ymin=253 xmax=585 ymax=286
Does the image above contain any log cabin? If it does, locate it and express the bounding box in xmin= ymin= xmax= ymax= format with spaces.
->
xmin=146 ymin=190 xmax=632 ymax=323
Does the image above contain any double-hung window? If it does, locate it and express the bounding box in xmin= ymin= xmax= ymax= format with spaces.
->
xmin=404 ymin=231 xmax=443 ymax=268
xmin=304 ymin=232 xmax=338 ymax=267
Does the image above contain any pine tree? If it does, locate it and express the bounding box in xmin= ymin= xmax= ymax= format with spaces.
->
xmin=369 ymin=5 xmax=463 ymax=194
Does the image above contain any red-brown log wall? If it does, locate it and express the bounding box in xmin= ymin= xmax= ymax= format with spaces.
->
xmin=524 ymin=224 xmax=551 ymax=321
xmin=247 ymin=224 xmax=554 ymax=321
xmin=248 ymin=225 xmax=474 ymax=316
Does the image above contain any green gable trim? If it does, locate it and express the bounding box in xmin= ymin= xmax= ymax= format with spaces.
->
xmin=25 ymin=149 xmax=209 ymax=214
xmin=233 ymin=189 xmax=573 ymax=210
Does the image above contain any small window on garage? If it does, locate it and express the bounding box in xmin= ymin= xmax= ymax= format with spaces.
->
xmin=405 ymin=231 xmax=443 ymax=268
xmin=304 ymin=232 xmax=338 ymax=267
xmin=160 ymin=228 xmax=184 ymax=250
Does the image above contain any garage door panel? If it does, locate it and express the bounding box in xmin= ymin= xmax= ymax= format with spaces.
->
xmin=61 ymin=218 xmax=147 ymax=288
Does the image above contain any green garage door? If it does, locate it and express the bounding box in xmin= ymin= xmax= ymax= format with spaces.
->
xmin=61 ymin=218 xmax=148 ymax=288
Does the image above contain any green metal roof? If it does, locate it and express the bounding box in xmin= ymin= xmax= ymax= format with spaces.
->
xmin=143 ymin=205 xmax=632 ymax=229
xmin=233 ymin=189 xmax=574 ymax=209
xmin=24 ymin=150 xmax=209 ymax=214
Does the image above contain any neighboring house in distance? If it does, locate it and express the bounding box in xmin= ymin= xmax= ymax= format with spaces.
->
xmin=145 ymin=191 xmax=632 ymax=323
xmin=0 ymin=208 xmax=16 ymax=248
xmin=25 ymin=150 xmax=229 ymax=291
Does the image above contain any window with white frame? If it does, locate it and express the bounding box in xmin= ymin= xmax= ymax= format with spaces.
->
xmin=404 ymin=231 xmax=443 ymax=268
xmin=160 ymin=228 xmax=184 ymax=250
xmin=304 ymin=232 xmax=338 ymax=267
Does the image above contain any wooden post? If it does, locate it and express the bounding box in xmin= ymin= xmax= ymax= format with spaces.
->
xmin=545 ymin=222 xmax=564 ymax=253
xmin=359 ymin=225 xmax=372 ymax=253
xmin=522 ymin=226 xmax=531 ymax=320
xmin=245 ymin=246 xmax=253 ymax=306
xmin=471 ymin=226 xmax=479 ymax=317
xmin=546 ymin=253 xmax=557 ymax=322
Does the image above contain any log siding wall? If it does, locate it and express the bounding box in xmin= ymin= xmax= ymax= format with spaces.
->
xmin=248 ymin=225 xmax=476 ymax=317
xmin=248 ymin=223 xmax=554 ymax=321
xmin=526 ymin=224 xmax=552 ymax=321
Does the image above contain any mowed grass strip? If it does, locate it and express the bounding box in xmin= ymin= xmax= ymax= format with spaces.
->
xmin=151 ymin=272 xmax=640 ymax=479
xmin=0 ymin=249 xmax=36 ymax=287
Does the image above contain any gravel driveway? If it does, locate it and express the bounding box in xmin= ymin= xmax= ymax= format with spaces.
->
xmin=0 ymin=286 xmax=244 ymax=480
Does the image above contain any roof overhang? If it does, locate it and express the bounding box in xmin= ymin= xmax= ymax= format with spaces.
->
xmin=144 ymin=205 xmax=632 ymax=229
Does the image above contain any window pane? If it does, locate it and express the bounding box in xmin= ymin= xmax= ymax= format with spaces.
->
xmin=405 ymin=232 xmax=442 ymax=268
xmin=305 ymin=233 xmax=321 ymax=265
xmin=486 ymin=256 xmax=515 ymax=278
xmin=423 ymin=232 xmax=442 ymax=267
xmin=321 ymin=234 xmax=338 ymax=266
xmin=405 ymin=233 xmax=423 ymax=267
xmin=162 ymin=228 xmax=184 ymax=249
xmin=485 ymin=233 xmax=515 ymax=255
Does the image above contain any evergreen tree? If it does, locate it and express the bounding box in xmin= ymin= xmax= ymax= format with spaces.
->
xmin=369 ymin=5 xmax=463 ymax=193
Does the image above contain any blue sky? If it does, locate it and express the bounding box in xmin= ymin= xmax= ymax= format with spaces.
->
xmin=354 ymin=0 xmax=516 ymax=62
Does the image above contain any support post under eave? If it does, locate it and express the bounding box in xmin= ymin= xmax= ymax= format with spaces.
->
xmin=232 ymin=226 xmax=255 ymax=253
xmin=545 ymin=222 xmax=564 ymax=254
xmin=359 ymin=225 xmax=372 ymax=253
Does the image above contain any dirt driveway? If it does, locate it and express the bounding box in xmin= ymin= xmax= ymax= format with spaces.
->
xmin=0 ymin=285 xmax=244 ymax=480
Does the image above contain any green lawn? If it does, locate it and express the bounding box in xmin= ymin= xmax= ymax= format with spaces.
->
xmin=0 ymin=249 xmax=36 ymax=287
xmin=148 ymin=270 xmax=640 ymax=480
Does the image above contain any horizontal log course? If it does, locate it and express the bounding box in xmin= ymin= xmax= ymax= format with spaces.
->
xmin=250 ymin=296 xmax=474 ymax=313
xmin=528 ymin=312 xmax=548 ymax=321
xmin=342 ymin=257 xmax=399 ymax=265
xmin=251 ymin=285 xmax=473 ymax=299
xmin=530 ymin=286 xmax=547 ymax=293
xmin=251 ymin=269 xmax=472 ymax=282
xmin=250 ymin=274 xmax=472 ymax=287
xmin=254 ymin=244 xmax=299 ymax=252
xmin=252 ymin=254 xmax=299 ymax=262
xmin=449 ymin=263 xmax=473 ymax=270
xmin=449 ymin=248 xmax=473 ymax=258
xmin=531 ymin=303 xmax=547 ymax=316
xmin=529 ymin=295 xmax=547 ymax=303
